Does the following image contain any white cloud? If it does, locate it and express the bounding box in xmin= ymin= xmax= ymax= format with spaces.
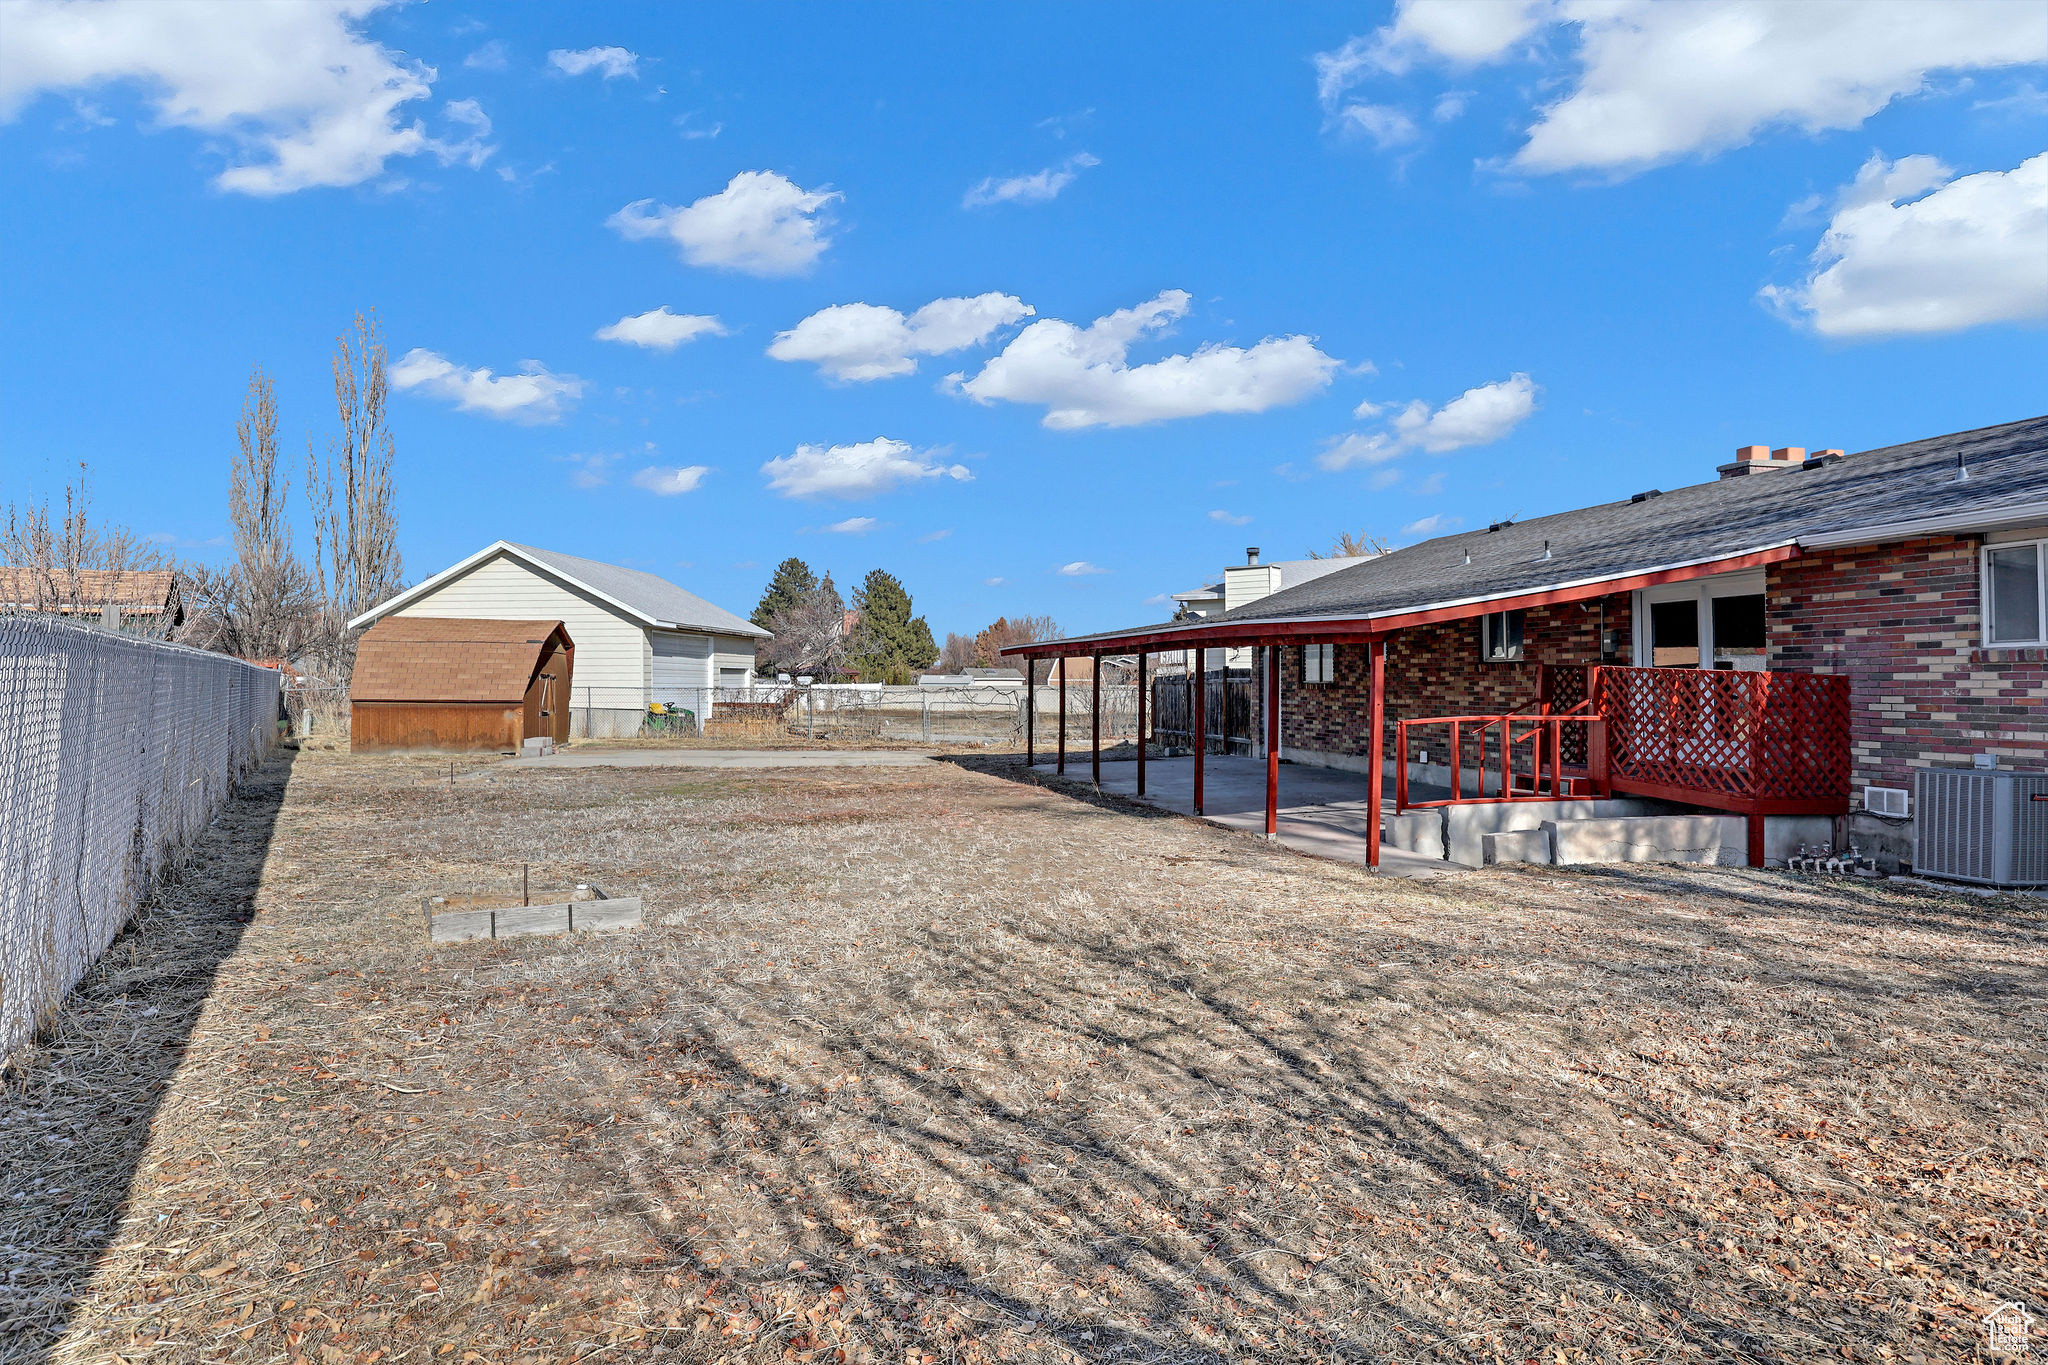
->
xmin=0 ymin=0 xmax=494 ymax=194
xmin=1337 ymin=103 xmax=1419 ymax=149
xmin=595 ymin=306 xmax=727 ymax=351
xmin=631 ymin=465 xmax=710 ymax=495
xmin=948 ymin=290 xmax=1338 ymax=429
xmin=1352 ymin=398 xmax=1386 ymax=419
xmin=1410 ymin=471 xmax=1447 ymax=496
xmin=1317 ymin=432 xmax=1397 ymax=470
xmin=1762 ymin=152 xmax=2048 ymax=338
xmin=1208 ymin=510 xmax=1253 ymax=526
xmin=1057 ymin=561 xmax=1108 ymax=576
xmin=825 ymin=516 xmax=878 ymax=535
xmin=963 ymin=152 xmax=1099 ymax=208
xmin=1314 ymin=1 xmax=2048 ymax=179
xmin=984 ymin=576 xmax=1008 ymax=586
xmin=1432 ymin=90 xmax=1472 ymax=122
xmin=465 ymin=41 xmax=509 ymax=71
xmin=1366 ymin=468 xmax=1404 ymax=490
xmin=760 ymin=437 xmax=972 ymax=500
xmin=548 ymin=46 xmax=639 ymax=80
xmin=390 ymin=348 xmax=584 ymax=423
xmin=609 ymin=171 xmax=840 ymax=276
xmin=1401 ymin=513 xmax=1463 ymax=539
xmin=1391 ymin=373 xmax=1540 ymax=453
xmin=1318 ymin=373 xmax=1538 ymax=470
xmin=560 ymin=451 xmax=616 ymax=488
xmin=767 ymin=293 xmax=1032 ymax=382
xmin=918 ymin=528 xmax=952 ymax=543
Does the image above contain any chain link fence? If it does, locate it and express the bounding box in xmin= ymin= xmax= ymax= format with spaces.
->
xmin=0 ymin=615 xmax=281 ymax=1064
xmin=570 ymin=682 xmax=1132 ymax=746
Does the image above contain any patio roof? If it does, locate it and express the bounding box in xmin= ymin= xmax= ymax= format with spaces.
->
xmin=1004 ymin=414 xmax=2048 ymax=659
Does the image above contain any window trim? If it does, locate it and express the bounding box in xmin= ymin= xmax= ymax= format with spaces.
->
xmin=1982 ymin=537 xmax=2048 ymax=648
xmin=1479 ymin=609 xmax=1525 ymax=663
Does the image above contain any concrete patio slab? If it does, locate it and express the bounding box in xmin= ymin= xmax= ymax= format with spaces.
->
xmin=1029 ymin=754 xmax=1464 ymax=879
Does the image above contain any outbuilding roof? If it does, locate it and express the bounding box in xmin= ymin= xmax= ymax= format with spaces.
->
xmin=1008 ymin=414 xmax=2048 ymax=655
xmin=350 ymin=618 xmax=571 ymax=704
xmin=346 ymin=541 xmax=770 ymax=638
xmin=0 ymin=567 xmax=180 ymax=612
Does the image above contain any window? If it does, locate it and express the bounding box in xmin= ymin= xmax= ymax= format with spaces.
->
xmin=1986 ymin=540 xmax=2047 ymax=646
xmin=1480 ymin=610 xmax=1524 ymax=662
xmin=1303 ymin=642 xmax=1334 ymax=683
xmin=1710 ymin=593 xmax=1766 ymax=668
xmin=1648 ymin=599 xmax=1700 ymax=667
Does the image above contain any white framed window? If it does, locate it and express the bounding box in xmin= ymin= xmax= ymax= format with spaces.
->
xmin=1984 ymin=538 xmax=2048 ymax=646
xmin=1480 ymin=610 xmax=1524 ymax=662
xmin=1303 ymin=642 xmax=1334 ymax=684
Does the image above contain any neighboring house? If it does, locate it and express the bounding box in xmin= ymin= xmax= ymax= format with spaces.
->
xmin=1010 ymin=418 xmax=2048 ymax=872
xmin=0 ymin=566 xmax=184 ymax=638
xmin=349 ymin=618 xmax=574 ymax=753
xmin=1164 ymin=549 xmax=1377 ymax=672
xmin=348 ymin=541 xmax=768 ymax=738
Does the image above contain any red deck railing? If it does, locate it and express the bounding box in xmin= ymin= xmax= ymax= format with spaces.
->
xmin=1596 ymin=664 xmax=1850 ymax=815
xmin=1394 ymin=664 xmax=1851 ymax=818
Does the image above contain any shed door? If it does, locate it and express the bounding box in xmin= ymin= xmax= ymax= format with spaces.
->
xmin=651 ymin=632 xmax=705 ymax=702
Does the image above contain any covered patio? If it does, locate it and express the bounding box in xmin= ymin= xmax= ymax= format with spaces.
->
xmin=1003 ymin=545 xmax=1851 ymax=870
xmin=1028 ymin=753 xmax=1457 ymax=878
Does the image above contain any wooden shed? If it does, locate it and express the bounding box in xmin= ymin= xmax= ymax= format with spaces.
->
xmin=349 ymin=618 xmax=574 ymax=752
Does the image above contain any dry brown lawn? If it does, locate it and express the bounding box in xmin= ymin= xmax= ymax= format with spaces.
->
xmin=3 ymin=747 xmax=2043 ymax=1365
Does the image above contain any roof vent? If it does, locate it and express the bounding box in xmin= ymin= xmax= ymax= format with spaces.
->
xmin=1533 ymin=539 xmax=1552 ymax=563
xmin=1485 ymin=519 xmax=1514 ymax=533
xmin=1462 ymin=549 xmax=1472 ymax=566
xmin=1802 ymin=449 xmax=1844 ymax=469
xmin=1246 ymin=546 xmax=1261 ymax=565
xmin=1953 ymin=451 xmax=1970 ymax=483
xmin=1630 ymin=489 xmax=1662 ymax=503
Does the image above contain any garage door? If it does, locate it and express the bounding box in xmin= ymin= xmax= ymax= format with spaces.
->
xmin=651 ymin=632 xmax=707 ymax=701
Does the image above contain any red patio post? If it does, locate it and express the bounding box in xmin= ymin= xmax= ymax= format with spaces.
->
xmin=1366 ymin=638 xmax=1385 ymax=869
xmin=1057 ymin=657 xmax=1067 ymax=775
xmin=1187 ymin=646 xmax=1196 ymax=818
xmin=1264 ymin=645 xmax=1280 ymax=837
xmin=1091 ymin=652 xmax=1102 ymax=786
xmin=1136 ymin=652 xmax=1147 ymax=797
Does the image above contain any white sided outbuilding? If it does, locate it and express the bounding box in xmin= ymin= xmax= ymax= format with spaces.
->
xmin=348 ymin=541 xmax=768 ymax=737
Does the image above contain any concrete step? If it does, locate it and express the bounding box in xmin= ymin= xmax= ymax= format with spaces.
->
xmin=1543 ymin=814 xmax=1744 ymax=866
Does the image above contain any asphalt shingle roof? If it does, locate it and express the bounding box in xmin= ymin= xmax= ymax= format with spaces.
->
xmin=1027 ymin=415 xmax=2048 ymax=650
xmin=509 ymin=543 xmax=769 ymax=638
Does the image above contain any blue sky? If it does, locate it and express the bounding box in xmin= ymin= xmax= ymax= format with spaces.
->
xmin=3 ymin=1 xmax=2045 ymax=639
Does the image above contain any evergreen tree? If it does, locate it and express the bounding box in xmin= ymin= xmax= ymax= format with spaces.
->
xmin=751 ymin=556 xmax=818 ymax=630
xmin=845 ymin=569 xmax=937 ymax=682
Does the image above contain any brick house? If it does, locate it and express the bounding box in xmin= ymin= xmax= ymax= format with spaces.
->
xmin=1006 ymin=415 xmax=2048 ymax=870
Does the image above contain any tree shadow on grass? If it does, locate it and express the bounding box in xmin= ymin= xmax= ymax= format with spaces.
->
xmin=0 ymin=749 xmax=295 ymax=1362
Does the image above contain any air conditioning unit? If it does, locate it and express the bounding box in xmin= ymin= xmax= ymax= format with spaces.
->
xmin=1913 ymin=768 xmax=2048 ymax=888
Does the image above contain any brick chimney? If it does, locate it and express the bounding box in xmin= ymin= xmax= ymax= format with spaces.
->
xmin=1717 ymin=445 xmax=1806 ymax=479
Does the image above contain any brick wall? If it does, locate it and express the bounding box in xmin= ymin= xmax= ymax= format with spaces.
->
xmin=1281 ymin=594 xmax=1632 ymax=760
xmin=1768 ymin=536 xmax=2048 ymax=790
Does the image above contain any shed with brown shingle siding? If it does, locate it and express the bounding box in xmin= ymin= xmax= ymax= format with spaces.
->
xmin=348 ymin=617 xmax=574 ymax=752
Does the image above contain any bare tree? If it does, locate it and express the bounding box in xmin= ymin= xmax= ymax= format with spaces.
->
xmin=1307 ymin=530 xmax=1391 ymax=559
xmin=306 ymin=312 xmax=403 ymax=677
xmin=208 ymin=366 xmax=317 ymax=658
xmin=761 ymin=584 xmax=849 ymax=679
xmin=938 ymin=631 xmax=978 ymax=672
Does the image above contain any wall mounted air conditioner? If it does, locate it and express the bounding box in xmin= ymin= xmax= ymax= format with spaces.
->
xmin=1913 ymin=768 xmax=2048 ymax=888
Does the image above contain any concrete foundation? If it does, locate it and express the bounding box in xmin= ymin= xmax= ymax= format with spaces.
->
xmin=571 ymin=707 xmax=652 ymax=740
xmin=1383 ymin=811 xmax=1445 ymax=859
xmin=1483 ymin=828 xmax=1554 ymax=865
xmin=1441 ymin=797 xmax=1661 ymax=867
xmin=1545 ymin=815 xmax=1744 ymax=866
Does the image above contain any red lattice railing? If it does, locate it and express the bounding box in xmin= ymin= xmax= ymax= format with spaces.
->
xmin=1594 ymin=665 xmax=1851 ymax=814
